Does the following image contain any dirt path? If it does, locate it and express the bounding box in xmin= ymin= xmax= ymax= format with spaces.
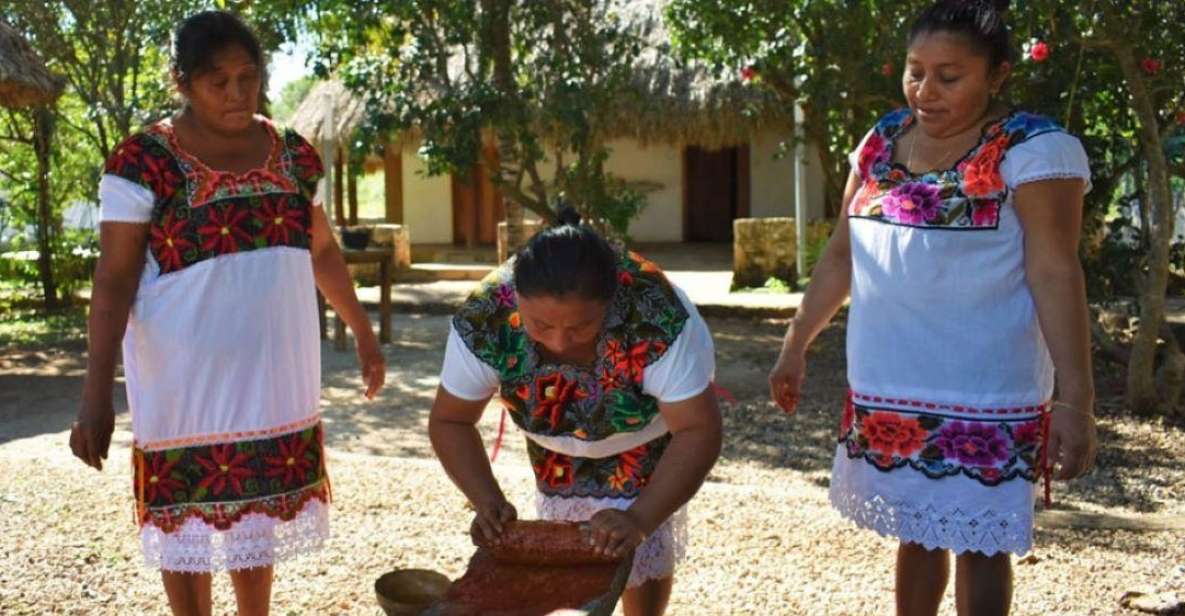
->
xmin=1 ymin=314 xmax=1183 ymax=614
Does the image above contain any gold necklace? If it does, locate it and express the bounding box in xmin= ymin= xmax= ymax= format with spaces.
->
xmin=906 ymin=110 xmax=994 ymax=172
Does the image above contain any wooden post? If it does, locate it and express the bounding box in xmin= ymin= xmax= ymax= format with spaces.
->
xmin=334 ymin=145 xmax=346 ymax=226
xmin=379 ymin=257 xmax=391 ymax=344
xmin=347 ymin=157 xmax=359 ymax=226
xmin=383 ymin=141 xmax=404 ymax=223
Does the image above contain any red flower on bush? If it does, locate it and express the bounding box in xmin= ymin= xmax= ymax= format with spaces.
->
xmin=740 ymin=65 xmax=757 ymax=82
xmin=198 ymin=205 xmax=252 ymax=254
xmin=1029 ymin=41 xmax=1050 ymax=63
xmin=263 ymin=433 xmax=315 ymax=487
xmin=195 ymin=444 xmax=254 ymax=497
xmin=149 ymin=211 xmax=194 ymax=272
xmin=861 ymin=412 xmax=928 ymax=458
xmin=881 ymin=62 xmax=895 ymax=77
xmin=1141 ymin=57 xmax=1163 ymax=76
xmin=1176 ymin=111 xmax=1185 ymax=126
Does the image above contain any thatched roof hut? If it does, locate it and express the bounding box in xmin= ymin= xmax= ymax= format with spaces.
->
xmin=289 ymin=0 xmax=790 ymax=152
xmin=0 ymin=20 xmax=65 ymax=108
xmin=288 ymin=79 xmax=368 ymax=148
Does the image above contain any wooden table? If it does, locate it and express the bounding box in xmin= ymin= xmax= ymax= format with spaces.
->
xmin=318 ymin=247 xmax=393 ymax=351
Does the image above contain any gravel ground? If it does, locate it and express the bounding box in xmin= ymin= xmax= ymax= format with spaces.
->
xmin=1 ymin=314 xmax=1182 ymax=615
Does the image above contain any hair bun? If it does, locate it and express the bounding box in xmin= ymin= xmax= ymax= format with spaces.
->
xmin=990 ymin=0 xmax=1010 ymax=13
xmin=555 ymin=205 xmax=582 ymax=227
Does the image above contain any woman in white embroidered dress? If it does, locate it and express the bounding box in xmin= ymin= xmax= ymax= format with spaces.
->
xmin=69 ymin=11 xmax=384 ymax=616
xmin=429 ymin=210 xmax=722 ymax=616
xmin=768 ymin=1 xmax=1097 ymax=615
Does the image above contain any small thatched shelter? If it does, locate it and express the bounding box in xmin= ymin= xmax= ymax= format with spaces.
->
xmin=0 ymin=20 xmax=64 ymax=108
xmin=288 ymin=0 xmax=819 ymax=246
xmin=288 ymin=80 xmax=371 ymax=226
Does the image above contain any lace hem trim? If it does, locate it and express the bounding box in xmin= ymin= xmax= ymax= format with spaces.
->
xmin=828 ymin=487 xmax=1032 ymax=556
xmin=140 ymin=498 xmax=329 ymax=572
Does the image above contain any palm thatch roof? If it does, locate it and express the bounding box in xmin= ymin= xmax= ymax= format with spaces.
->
xmin=604 ymin=0 xmax=793 ymax=148
xmin=288 ymin=79 xmax=368 ymax=147
xmin=290 ymin=0 xmax=791 ymax=151
xmin=0 ymin=20 xmax=65 ymax=108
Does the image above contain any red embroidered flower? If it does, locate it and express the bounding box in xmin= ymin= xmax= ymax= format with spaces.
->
xmin=605 ymin=339 xmax=662 ymax=384
xmin=534 ymin=451 xmax=574 ymax=489
xmin=105 ymin=138 xmax=145 ymax=177
xmin=961 ymin=137 xmax=1008 ymax=197
xmin=1141 ymin=57 xmax=1163 ymax=76
xmin=141 ymin=150 xmax=181 ymax=203
xmin=290 ymin=140 xmax=324 ymax=184
xmin=618 ymin=271 xmax=634 ymax=286
xmin=263 ymin=432 xmax=315 ymax=487
xmin=861 ymin=412 xmax=928 ymax=458
xmin=533 ymin=373 xmax=584 ymax=429
xmin=1011 ymin=419 xmax=1041 ymax=445
xmin=198 ymin=205 xmax=252 ymax=254
xmin=971 ymin=200 xmax=1000 ymax=227
xmin=1029 ymin=41 xmax=1050 ymax=63
xmin=255 ymin=198 xmax=305 ymax=246
xmin=849 ymin=179 xmax=880 ymax=216
xmin=195 ymin=444 xmax=254 ymax=497
xmin=608 ymin=445 xmax=647 ymax=491
xmin=857 ymin=133 xmax=888 ymax=177
xmin=839 ymin=396 xmax=856 ymax=439
xmin=149 ymin=210 xmax=194 ymax=272
xmin=140 ymin=451 xmax=184 ymax=504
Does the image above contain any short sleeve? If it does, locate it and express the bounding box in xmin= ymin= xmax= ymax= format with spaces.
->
xmin=440 ymin=323 xmax=501 ymax=401
xmin=999 ymin=131 xmax=1092 ymax=194
xmin=642 ymin=287 xmax=716 ymax=404
xmin=285 ymin=129 xmax=325 ymax=204
xmin=98 ymin=174 xmax=154 ymax=223
xmin=848 ymin=128 xmax=876 ymax=181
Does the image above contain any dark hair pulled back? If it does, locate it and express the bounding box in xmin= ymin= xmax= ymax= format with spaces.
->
xmin=172 ymin=11 xmax=265 ymax=87
xmin=909 ymin=0 xmax=1014 ymax=68
xmin=512 ymin=206 xmax=618 ymax=302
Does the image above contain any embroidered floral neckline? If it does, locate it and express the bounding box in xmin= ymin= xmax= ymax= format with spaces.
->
xmin=157 ymin=115 xmax=283 ymax=180
xmin=887 ymin=109 xmax=1020 ymax=178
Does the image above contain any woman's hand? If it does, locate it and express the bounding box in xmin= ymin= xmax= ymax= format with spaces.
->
xmin=769 ymin=347 xmax=807 ymax=415
xmin=70 ymin=399 xmax=115 ymax=471
xmin=354 ymin=329 xmax=385 ymax=399
xmin=583 ymin=509 xmax=646 ymax=559
xmin=1046 ymin=403 xmax=1097 ymax=480
xmin=470 ymin=499 xmax=517 ymax=545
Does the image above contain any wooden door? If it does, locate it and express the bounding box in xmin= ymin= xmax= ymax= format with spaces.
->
xmin=451 ymin=145 xmax=505 ymax=247
xmin=683 ymin=144 xmax=750 ymax=242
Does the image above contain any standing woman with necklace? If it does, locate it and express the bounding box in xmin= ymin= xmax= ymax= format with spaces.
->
xmin=70 ymin=11 xmax=385 ymax=615
xmin=768 ymin=1 xmax=1097 ymax=614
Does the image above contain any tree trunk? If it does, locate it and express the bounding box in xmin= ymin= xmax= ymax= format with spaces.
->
xmin=33 ymin=106 xmax=58 ymax=310
xmin=1115 ymin=45 xmax=1176 ymax=415
xmin=481 ymin=0 xmax=526 ymax=256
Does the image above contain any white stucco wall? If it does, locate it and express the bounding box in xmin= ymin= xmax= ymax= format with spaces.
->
xmin=401 ymin=142 xmax=453 ymax=244
xmin=749 ymin=132 xmax=827 ymax=221
xmin=602 ymin=139 xmax=683 ymax=242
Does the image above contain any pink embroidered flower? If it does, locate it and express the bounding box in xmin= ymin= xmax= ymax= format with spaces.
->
xmin=491 ymin=283 xmax=516 ymax=308
xmin=1029 ymin=41 xmax=1050 ymax=63
xmin=934 ymin=421 xmax=1010 ymax=466
xmin=971 ymin=200 xmax=1000 ymax=227
xmin=882 ymin=182 xmax=943 ymax=225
